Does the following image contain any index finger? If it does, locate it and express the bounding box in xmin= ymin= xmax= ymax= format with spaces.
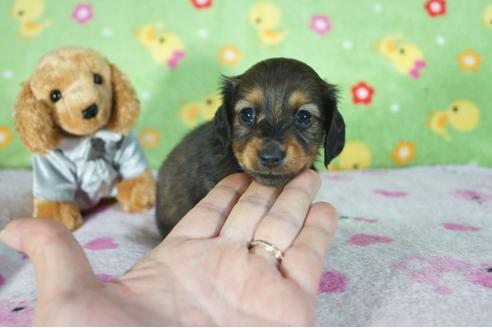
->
xmin=165 ymin=173 xmax=251 ymax=240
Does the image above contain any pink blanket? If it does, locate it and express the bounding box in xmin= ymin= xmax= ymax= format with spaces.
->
xmin=0 ymin=165 xmax=491 ymax=326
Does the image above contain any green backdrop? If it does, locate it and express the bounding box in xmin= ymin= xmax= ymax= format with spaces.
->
xmin=1 ymin=0 xmax=491 ymax=170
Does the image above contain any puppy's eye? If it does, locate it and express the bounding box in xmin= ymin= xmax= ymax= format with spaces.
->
xmin=50 ymin=89 xmax=62 ymax=103
xmin=93 ymin=73 xmax=103 ymax=84
xmin=239 ymin=107 xmax=256 ymax=125
xmin=295 ymin=110 xmax=312 ymax=127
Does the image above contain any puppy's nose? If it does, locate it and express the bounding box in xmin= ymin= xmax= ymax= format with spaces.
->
xmin=258 ymin=146 xmax=286 ymax=168
xmin=82 ymin=104 xmax=98 ymax=120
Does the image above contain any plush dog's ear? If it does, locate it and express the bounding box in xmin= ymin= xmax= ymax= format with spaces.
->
xmin=214 ymin=75 xmax=239 ymax=153
xmin=106 ymin=63 xmax=140 ymax=134
xmin=13 ymin=82 xmax=60 ymax=154
xmin=323 ymin=83 xmax=345 ymax=167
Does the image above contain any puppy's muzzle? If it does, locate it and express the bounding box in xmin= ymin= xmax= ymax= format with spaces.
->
xmin=82 ymin=104 xmax=98 ymax=120
xmin=258 ymin=144 xmax=286 ymax=168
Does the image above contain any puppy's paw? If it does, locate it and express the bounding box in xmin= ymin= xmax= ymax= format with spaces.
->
xmin=33 ymin=197 xmax=83 ymax=231
xmin=116 ymin=169 xmax=156 ymax=212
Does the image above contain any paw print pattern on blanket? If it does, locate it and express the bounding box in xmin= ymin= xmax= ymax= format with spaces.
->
xmin=348 ymin=234 xmax=394 ymax=246
xmin=353 ymin=216 xmax=378 ymax=224
xmin=0 ymin=300 xmax=34 ymax=326
xmin=442 ymin=223 xmax=482 ymax=232
xmin=83 ymin=237 xmax=119 ymax=250
xmin=452 ymin=189 xmax=492 ymax=204
xmin=372 ymin=189 xmax=408 ymax=197
xmin=392 ymin=256 xmax=492 ymax=294
xmin=319 ymin=271 xmax=347 ymax=293
xmin=96 ymin=273 xmax=114 ymax=283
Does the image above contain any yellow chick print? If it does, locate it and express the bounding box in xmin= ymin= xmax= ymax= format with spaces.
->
xmin=249 ymin=2 xmax=287 ymax=47
xmin=429 ymin=99 xmax=480 ymax=141
xmin=11 ymin=0 xmax=50 ymax=38
xmin=200 ymin=92 xmax=222 ymax=121
xmin=179 ymin=93 xmax=222 ymax=127
xmin=376 ymin=35 xmax=426 ymax=79
xmin=483 ymin=4 xmax=492 ymax=27
xmin=135 ymin=23 xmax=185 ymax=69
xmin=328 ymin=141 xmax=372 ymax=171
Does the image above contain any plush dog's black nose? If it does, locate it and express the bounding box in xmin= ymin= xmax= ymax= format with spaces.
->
xmin=82 ymin=104 xmax=98 ymax=120
xmin=258 ymin=146 xmax=286 ymax=168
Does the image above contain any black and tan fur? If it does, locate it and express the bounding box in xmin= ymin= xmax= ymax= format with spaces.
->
xmin=156 ymin=58 xmax=345 ymax=237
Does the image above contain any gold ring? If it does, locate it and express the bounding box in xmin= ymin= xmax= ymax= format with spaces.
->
xmin=249 ymin=239 xmax=285 ymax=263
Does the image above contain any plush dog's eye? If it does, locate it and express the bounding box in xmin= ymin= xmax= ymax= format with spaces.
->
xmin=239 ymin=107 xmax=256 ymax=125
xmin=295 ymin=110 xmax=312 ymax=127
xmin=50 ymin=89 xmax=62 ymax=103
xmin=93 ymin=73 xmax=103 ymax=84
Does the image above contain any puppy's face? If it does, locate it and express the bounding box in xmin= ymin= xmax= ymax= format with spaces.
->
xmin=216 ymin=58 xmax=345 ymax=186
xmin=29 ymin=48 xmax=113 ymax=136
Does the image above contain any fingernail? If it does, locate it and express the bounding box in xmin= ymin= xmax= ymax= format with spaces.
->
xmin=0 ymin=226 xmax=20 ymax=250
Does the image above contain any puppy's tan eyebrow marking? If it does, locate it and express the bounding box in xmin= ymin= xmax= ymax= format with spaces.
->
xmin=242 ymin=87 xmax=264 ymax=108
xmin=288 ymin=89 xmax=310 ymax=109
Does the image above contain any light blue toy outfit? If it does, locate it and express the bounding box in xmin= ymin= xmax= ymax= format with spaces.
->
xmin=33 ymin=130 xmax=148 ymax=210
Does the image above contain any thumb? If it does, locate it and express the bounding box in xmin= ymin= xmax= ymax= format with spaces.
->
xmin=0 ymin=218 xmax=97 ymax=297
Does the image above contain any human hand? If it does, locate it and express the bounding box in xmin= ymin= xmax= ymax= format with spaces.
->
xmin=0 ymin=170 xmax=337 ymax=326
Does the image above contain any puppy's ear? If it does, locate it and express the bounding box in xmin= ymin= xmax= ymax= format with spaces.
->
xmin=13 ymin=81 xmax=60 ymax=154
xmin=214 ymin=75 xmax=239 ymax=153
xmin=323 ymin=83 xmax=345 ymax=167
xmin=106 ymin=63 xmax=140 ymax=134
xmin=214 ymin=105 xmax=231 ymax=153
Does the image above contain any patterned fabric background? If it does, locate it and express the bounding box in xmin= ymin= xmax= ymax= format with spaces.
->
xmin=0 ymin=0 xmax=491 ymax=170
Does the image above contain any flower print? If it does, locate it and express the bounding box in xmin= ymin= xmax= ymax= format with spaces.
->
xmin=310 ymin=15 xmax=331 ymax=35
xmin=72 ymin=3 xmax=93 ymax=24
xmin=391 ymin=141 xmax=416 ymax=165
xmin=139 ymin=129 xmax=160 ymax=148
xmin=351 ymin=82 xmax=374 ymax=105
xmin=191 ymin=0 xmax=212 ymax=9
xmin=425 ymin=0 xmax=446 ymax=17
xmin=218 ymin=45 xmax=242 ymax=66
xmin=458 ymin=49 xmax=481 ymax=72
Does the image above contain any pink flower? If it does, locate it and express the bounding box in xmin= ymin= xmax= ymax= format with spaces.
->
xmin=351 ymin=82 xmax=374 ymax=104
xmin=310 ymin=15 xmax=331 ymax=35
xmin=424 ymin=0 xmax=446 ymax=17
xmin=72 ymin=3 xmax=93 ymax=24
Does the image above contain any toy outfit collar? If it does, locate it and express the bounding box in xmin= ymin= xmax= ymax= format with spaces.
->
xmin=56 ymin=130 xmax=123 ymax=158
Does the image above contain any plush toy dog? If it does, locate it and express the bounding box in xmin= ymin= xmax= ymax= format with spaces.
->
xmin=13 ymin=47 xmax=156 ymax=231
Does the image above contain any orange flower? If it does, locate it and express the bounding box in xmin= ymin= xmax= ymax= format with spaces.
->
xmin=219 ymin=45 xmax=242 ymax=66
xmin=458 ymin=49 xmax=481 ymax=72
xmin=392 ymin=141 xmax=416 ymax=165
xmin=0 ymin=126 xmax=13 ymax=149
xmin=180 ymin=102 xmax=201 ymax=127
xmin=139 ymin=128 xmax=160 ymax=148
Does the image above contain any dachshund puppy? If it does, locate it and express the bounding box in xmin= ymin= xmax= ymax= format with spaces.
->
xmin=156 ymin=58 xmax=345 ymax=237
